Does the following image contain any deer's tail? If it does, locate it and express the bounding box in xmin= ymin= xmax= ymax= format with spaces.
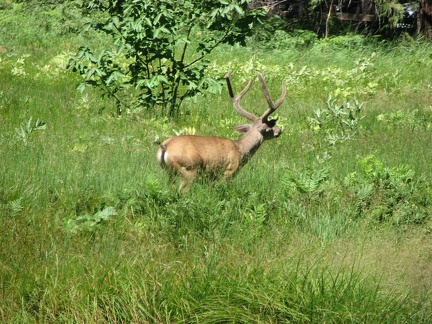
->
xmin=155 ymin=141 xmax=168 ymax=167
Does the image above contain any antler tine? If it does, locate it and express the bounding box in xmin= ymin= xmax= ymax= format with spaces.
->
xmin=258 ymin=73 xmax=287 ymax=121
xmin=225 ymin=70 xmax=258 ymax=122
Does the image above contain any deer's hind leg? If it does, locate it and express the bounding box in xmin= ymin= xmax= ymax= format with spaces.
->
xmin=179 ymin=167 xmax=197 ymax=192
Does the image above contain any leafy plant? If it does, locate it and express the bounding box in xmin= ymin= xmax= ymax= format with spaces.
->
xmin=282 ymin=166 xmax=329 ymax=199
xmin=10 ymin=54 xmax=30 ymax=77
xmin=376 ymin=108 xmax=432 ymax=131
xmin=5 ymin=197 xmax=24 ymax=217
xmin=69 ymin=0 xmax=264 ymax=116
xmin=241 ymin=202 xmax=267 ymax=240
xmin=344 ymin=155 xmax=430 ymax=225
xmin=15 ymin=117 xmax=46 ymax=145
xmin=64 ymin=206 xmax=118 ymax=234
xmin=307 ymin=95 xmax=365 ymax=162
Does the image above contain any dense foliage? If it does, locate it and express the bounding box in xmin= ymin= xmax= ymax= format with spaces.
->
xmin=254 ymin=0 xmax=431 ymax=38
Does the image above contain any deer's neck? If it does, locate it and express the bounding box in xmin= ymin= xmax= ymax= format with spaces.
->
xmin=234 ymin=131 xmax=264 ymax=165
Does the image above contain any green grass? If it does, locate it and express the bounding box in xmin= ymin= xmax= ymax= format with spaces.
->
xmin=1 ymin=6 xmax=432 ymax=323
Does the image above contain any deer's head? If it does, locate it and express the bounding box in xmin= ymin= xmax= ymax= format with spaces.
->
xmin=225 ymin=71 xmax=286 ymax=141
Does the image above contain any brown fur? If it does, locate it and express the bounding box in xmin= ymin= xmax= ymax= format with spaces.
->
xmin=157 ymin=135 xmax=243 ymax=191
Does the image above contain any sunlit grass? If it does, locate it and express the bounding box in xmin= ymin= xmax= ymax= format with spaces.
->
xmin=1 ymin=7 xmax=432 ymax=322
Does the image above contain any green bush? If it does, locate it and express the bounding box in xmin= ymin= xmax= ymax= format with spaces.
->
xmin=69 ymin=0 xmax=264 ymax=116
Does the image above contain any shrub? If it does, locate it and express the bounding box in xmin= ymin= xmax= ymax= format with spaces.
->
xmin=69 ymin=0 xmax=265 ymax=116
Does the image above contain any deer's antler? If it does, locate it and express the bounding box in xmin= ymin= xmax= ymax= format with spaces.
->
xmin=225 ymin=70 xmax=258 ymax=122
xmin=258 ymin=73 xmax=287 ymax=121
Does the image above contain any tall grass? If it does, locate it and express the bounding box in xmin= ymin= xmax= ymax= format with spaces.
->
xmin=1 ymin=6 xmax=432 ymax=322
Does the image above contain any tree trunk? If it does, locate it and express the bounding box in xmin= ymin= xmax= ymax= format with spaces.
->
xmin=325 ymin=0 xmax=334 ymax=38
xmin=418 ymin=0 xmax=432 ymax=39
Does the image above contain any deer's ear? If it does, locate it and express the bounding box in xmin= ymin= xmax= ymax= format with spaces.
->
xmin=233 ymin=124 xmax=251 ymax=133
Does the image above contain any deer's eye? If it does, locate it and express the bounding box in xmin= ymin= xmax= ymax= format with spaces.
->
xmin=267 ymin=119 xmax=277 ymax=127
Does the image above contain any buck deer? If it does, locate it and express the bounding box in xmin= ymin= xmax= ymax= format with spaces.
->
xmin=156 ymin=70 xmax=287 ymax=191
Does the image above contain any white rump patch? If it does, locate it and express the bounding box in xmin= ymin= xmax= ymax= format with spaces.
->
xmin=157 ymin=149 xmax=169 ymax=165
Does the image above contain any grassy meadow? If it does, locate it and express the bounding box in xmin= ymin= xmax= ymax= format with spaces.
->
xmin=1 ymin=4 xmax=432 ymax=323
